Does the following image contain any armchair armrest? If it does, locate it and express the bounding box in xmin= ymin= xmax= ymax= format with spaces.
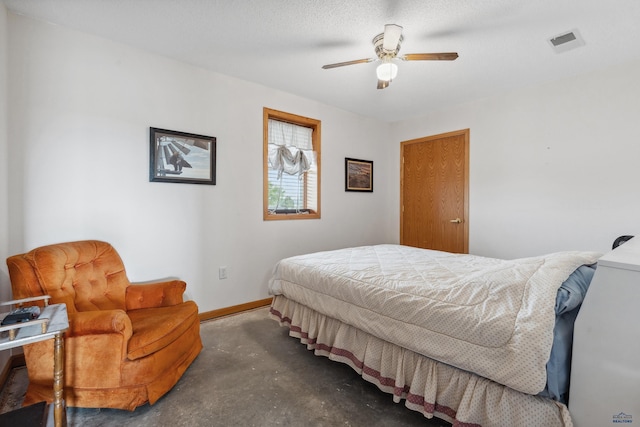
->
xmin=68 ymin=309 xmax=132 ymax=340
xmin=125 ymin=280 xmax=187 ymax=311
xmin=56 ymin=310 xmax=133 ymax=389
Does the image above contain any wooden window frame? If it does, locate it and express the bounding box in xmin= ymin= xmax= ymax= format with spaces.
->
xmin=263 ymin=107 xmax=321 ymax=221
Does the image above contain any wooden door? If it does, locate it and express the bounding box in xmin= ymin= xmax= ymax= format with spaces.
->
xmin=401 ymin=129 xmax=469 ymax=253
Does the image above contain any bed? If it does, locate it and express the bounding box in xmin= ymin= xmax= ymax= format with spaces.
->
xmin=267 ymin=244 xmax=602 ymax=426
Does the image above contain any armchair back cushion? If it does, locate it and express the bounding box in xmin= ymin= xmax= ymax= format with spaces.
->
xmin=7 ymin=240 xmax=203 ymax=410
xmin=18 ymin=240 xmax=129 ymax=313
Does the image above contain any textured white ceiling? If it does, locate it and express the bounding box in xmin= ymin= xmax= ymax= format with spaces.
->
xmin=4 ymin=0 xmax=640 ymax=122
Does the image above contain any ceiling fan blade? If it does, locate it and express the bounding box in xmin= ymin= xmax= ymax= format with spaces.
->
xmin=322 ymin=58 xmax=375 ymax=69
xmin=401 ymin=52 xmax=459 ymax=61
xmin=377 ymin=79 xmax=390 ymax=90
xmin=382 ymin=24 xmax=403 ymax=52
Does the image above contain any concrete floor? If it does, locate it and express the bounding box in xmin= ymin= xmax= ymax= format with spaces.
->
xmin=0 ymin=307 xmax=451 ymax=426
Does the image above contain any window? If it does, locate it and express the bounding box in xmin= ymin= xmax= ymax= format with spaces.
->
xmin=263 ymin=108 xmax=321 ymax=220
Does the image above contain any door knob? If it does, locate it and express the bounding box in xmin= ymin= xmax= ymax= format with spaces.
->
xmin=449 ymin=218 xmax=462 ymax=223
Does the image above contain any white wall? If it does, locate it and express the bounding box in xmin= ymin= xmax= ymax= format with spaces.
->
xmin=7 ymin=10 xmax=639 ymax=315
xmin=0 ymin=3 xmax=11 ymax=369
xmin=391 ymin=59 xmax=640 ymax=259
xmin=5 ymin=13 xmax=397 ymax=312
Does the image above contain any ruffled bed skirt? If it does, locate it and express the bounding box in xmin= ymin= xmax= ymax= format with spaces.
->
xmin=270 ymin=295 xmax=573 ymax=427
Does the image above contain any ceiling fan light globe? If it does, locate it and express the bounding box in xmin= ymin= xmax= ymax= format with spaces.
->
xmin=376 ymin=62 xmax=398 ymax=82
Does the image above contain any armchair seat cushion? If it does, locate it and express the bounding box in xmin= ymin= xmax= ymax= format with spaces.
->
xmin=127 ymin=300 xmax=199 ymax=360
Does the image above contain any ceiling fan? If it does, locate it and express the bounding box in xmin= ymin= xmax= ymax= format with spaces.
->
xmin=322 ymin=24 xmax=458 ymax=89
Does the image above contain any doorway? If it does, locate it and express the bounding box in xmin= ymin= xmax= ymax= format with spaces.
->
xmin=400 ymin=129 xmax=469 ymax=253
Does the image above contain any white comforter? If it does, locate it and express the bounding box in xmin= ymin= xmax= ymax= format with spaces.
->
xmin=268 ymin=244 xmax=601 ymax=394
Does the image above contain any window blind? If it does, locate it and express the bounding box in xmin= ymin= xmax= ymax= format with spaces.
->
xmin=267 ymin=119 xmax=315 ymax=212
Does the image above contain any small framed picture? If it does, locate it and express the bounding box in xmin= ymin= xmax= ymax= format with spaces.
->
xmin=345 ymin=158 xmax=373 ymax=192
xmin=149 ymin=127 xmax=216 ymax=185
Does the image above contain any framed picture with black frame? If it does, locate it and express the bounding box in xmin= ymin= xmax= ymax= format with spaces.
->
xmin=149 ymin=127 xmax=216 ymax=185
xmin=345 ymin=157 xmax=373 ymax=192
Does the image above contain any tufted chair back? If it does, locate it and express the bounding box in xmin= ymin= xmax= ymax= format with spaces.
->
xmin=8 ymin=240 xmax=130 ymax=314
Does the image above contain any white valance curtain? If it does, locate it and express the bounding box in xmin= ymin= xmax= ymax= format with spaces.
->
xmin=268 ymin=119 xmax=314 ymax=179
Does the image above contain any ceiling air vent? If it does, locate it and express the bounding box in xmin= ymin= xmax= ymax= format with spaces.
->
xmin=548 ymin=29 xmax=585 ymax=53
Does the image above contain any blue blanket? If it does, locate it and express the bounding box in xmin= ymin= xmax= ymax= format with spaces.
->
xmin=539 ymin=264 xmax=596 ymax=403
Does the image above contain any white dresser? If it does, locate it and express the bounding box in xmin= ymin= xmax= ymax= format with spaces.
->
xmin=570 ymin=237 xmax=640 ymax=426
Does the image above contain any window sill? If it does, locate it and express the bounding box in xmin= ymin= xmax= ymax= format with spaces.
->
xmin=263 ymin=210 xmax=320 ymax=221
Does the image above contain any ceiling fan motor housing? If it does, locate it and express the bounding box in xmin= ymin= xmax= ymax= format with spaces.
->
xmin=373 ymin=32 xmax=403 ymax=59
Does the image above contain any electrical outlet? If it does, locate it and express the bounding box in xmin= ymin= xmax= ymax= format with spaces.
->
xmin=219 ymin=266 xmax=228 ymax=279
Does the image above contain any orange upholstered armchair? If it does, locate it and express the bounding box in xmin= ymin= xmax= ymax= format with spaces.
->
xmin=6 ymin=240 xmax=202 ymax=410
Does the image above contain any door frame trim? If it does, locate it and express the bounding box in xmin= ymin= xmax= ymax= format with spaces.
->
xmin=400 ymin=128 xmax=470 ymax=253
